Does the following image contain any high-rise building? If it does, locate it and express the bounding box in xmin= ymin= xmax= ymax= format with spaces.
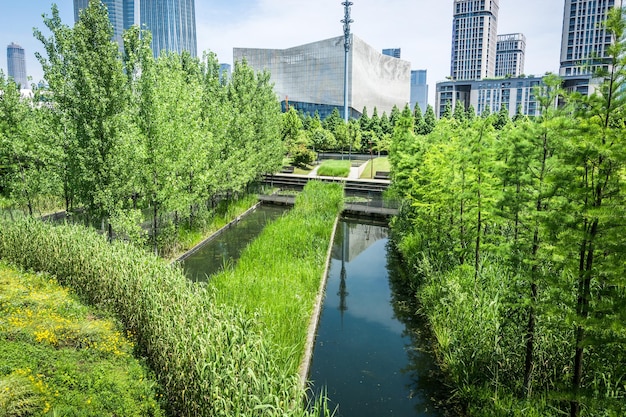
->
xmin=7 ymin=42 xmax=28 ymax=88
xmin=74 ymin=0 xmax=125 ymax=46
xmin=450 ymin=0 xmax=499 ymax=80
xmin=235 ymin=35 xmax=411 ymax=119
xmin=74 ymin=0 xmax=197 ymax=58
xmin=495 ymin=33 xmax=526 ymax=78
xmin=410 ymin=70 xmax=428 ymax=113
xmin=382 ymin=48 xmax=401 ymax=59
xmin=559 ymin=0 xmax=623 ymax=76
xmin=141 ymin=0 xmax=197 ymax=58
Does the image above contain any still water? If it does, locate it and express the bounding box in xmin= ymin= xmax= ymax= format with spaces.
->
xmin=181 ymin=204 xmax=287 ymax=281
xmin=309 ymin=219 xmax=445 ymax=417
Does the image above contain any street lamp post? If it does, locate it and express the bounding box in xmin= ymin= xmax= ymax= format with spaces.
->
xmin=341 ymin=1 xmax=353 ymax=161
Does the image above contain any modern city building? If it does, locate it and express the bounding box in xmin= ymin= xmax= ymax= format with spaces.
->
xmin=559 ymin=0 xmax=623 ymax=76
xmin=436 ymin=76 xmax=544 ymax=118
xmin=140 ymin=0 xmax=197 ymax=58
xmin=234 ymin=35 xmax=411 ymax=119
xmin=74 ymin=0 xmax=125 ymax=47
xmin=382 ymin=48 xmax=401 ymax=59
xmin=74 ymin=0 xmax=197 ymax=58
xmin=219 ymin=63 xmax=231 ymax=83
xmin=7 ymin=42 xmax=28 ymax=88
xmin=450 ymin=0 xmax=499 ymax=80
xmin=410 ymin=70 xmax=428 ymax=113
xmin=495 ymin=33 xmax=526 ymax=78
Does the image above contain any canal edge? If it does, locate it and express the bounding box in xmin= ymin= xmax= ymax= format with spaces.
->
xmin=298 ymin=215 xmax=340 ymax=387
xmin=172 ymin=202 xmax=262 ymax=263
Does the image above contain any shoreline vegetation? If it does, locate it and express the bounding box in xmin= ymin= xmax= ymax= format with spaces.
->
xmin=0 ymin=181 xmax=342 ymax=417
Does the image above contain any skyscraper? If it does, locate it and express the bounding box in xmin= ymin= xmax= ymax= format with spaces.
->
xmin=410 ymin=70 xmax=428 ymax=113
xmin=495 ymin=33 xmax=526 ymax=78
xmin=450 ymin=0 xmax=499 ymax=80
xmin=141 ymin=0 xmax=197 ymax=58
xmin=559 ymin=0 xmax=623 ymax=76
xmin=74 ymin=0 xmax=197 ymax=58
xmin=7 ymin=42 xmax=28 ymax=88
xmin=74 ymin=0 xmax=125 ymax=47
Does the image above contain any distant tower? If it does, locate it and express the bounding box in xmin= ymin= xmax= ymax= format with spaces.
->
xmin=560 ymin=0 xmax=624 ymax=76
xmin=410 ymin=70 xmax=428 ymax=113
xmin=7 ymin=42 xmax=28 ymax=88
xmin=382 ymin=48 xmax=401 ymax=59
xmin=141 ymin=0 xmax=197 ymax=58
xmin=495 ymin=33 xmax=526 ymax=78
xmin=450 ymin=0 xmax=499 ymax=80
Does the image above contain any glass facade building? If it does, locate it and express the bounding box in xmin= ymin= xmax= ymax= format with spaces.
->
xmin=559 ymin=0 xmax=623 ymax=76
xmin=7 ymin=42 xmax=28 ymax=88
xmin=382 ymin=48 xmax=401 ymax=59
xmin=141 ymin=0 xmax=197 ymax=58
xmin=74 ymin=0 xmax=197 ymax=58
xmin=495 ymin=33 xmax=526 ymax=78
xmin=235 ymin=35 xmax=411 ymax=119
xmin=451 ymin=0 xmax=499 ymax=80
xmin=410 ymin=70 xmax=428 ymax=113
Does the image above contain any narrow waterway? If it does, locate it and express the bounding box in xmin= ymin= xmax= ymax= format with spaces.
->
xmin=309 ymin=218 xmax=446 ymax=417
xmin=181 ymin=204 xmax=287 ymax=281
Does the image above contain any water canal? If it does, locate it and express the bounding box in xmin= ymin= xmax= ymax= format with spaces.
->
xmin=181 ymin=204 xmax=287 ymax=281
xmin=309 ymin=218 xmax=446 ymax=417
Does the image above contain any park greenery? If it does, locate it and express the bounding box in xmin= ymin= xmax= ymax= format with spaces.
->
xmin=0 ymin=263 xmax=164 ymax=417
xmin=388 ymin=8 xmax=626 ymax=417
xmin=316 ymin=160 xmax=352 ymax=177
xmin=0 ymin=180 xmax=341 ymax=417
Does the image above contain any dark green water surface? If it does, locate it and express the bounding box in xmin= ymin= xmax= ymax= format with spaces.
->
xmin=181 ymin=204 xmax=286 ymax=281
xmin=309 ymin=219 xmax=447 ymax=417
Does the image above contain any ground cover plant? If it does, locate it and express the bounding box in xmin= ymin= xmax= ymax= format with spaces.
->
xmin=316 ymin=160 xmax=351 ymax=177
xmin=210 ymin=181 xmax=344 ymax=374
xmin=0 ymin=215 xmax=335 ymax=417
xmin=359 ymin=157 xmax=390 ymax=179
xmin=0 ymin=263 xmax=163 ymax=417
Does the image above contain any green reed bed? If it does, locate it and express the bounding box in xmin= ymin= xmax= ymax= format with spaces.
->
xmin=210 ymin=181 xmax=344 ymax=374
xmin=0 ymin=217 xmax=329 ymax=417
xmin=0 ymin=263 xmax=163 ymax=417
xmin=316 ymin=160 xmax=351 ymax=177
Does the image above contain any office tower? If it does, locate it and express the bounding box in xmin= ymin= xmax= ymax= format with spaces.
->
xmin=235 ymin=35 xmax=411 ymax=119
xmin=560 ymin=0 xmax=623 ymax=76
xmin=382 ymin=48 xmax=401 ymax=59
xmin=450 ymin=0 xmax=499 ymax=80
xmin=410 ymin=70 xmax=428 ymax=113
xmin=74 ymin=0 xmax=197 ymax=58
xmin=7 ymin=42 xmax=28 ymax=88
xmin=74 ymin=0 xmax=125 ymax=46
xmin=495 ymin=33 xmax=526 ymax=77
xmin=141 ymin=0 xmax=197 ymax=58
xmin=219 ymin=64 xmax=232 ymax=83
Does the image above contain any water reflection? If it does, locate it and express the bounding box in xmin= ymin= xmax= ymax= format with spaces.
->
xmin=181 ymin=205 xmax=286 ymax=281
xmin=309 ymin=218 xmax=452 ymax=417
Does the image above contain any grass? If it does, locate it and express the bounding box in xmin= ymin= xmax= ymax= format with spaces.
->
xmin=0 ymin=263 xmax=163 ymax=416
xmin=210 ymin=181 xmax=344 ymax=374
xmin=0 ymin=216 xmax=332 ymax=416
xmin=316 ymin=160 xmax=351 ymax=177
xmin=359 ymin=157 xmax=391 ymax=179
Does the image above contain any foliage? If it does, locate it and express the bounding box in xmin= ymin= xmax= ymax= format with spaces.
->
xmin=316 ymin=160 xmax=351 ymax=177
xmin=0 ymin=217 xmax=330 ymax=417
xmin=0 ymin=263 xmax=164 ymax=416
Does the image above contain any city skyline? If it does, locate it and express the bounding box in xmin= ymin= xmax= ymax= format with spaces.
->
xmin=0 ymin=1 xmax=563 ymax=105
xmin=7 ymin=42 xmax=28 ymax=88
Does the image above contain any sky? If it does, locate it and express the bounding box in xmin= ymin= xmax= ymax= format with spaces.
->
xmin=0 ymin=1 xmax=565 ymax=105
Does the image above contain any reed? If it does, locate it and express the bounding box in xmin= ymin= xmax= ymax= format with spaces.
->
xmin=0 ymin=215 xmax=330 ymax=416
xmin=210 ymin=181 xmax=344 ymax=374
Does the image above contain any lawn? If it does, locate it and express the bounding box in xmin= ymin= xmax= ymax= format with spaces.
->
xmin=316 ymin=160 xmax=351 ymax=177
xmin=359 ymin=156 xmax=391 ymax=179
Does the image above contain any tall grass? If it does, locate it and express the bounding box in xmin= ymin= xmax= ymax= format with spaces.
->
xmin=210 ymin=181 xmax=344 ymax=374
xmin=0 ymin=215 xmax=331 ymax=416
xmin=316 ymin=160 xmax=351 ymax=177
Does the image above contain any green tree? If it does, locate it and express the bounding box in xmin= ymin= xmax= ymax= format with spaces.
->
xmin=413 ymin=105 xmax=425 ymax=135
xmin=422 ymin=104 xmax=437 ymax=135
